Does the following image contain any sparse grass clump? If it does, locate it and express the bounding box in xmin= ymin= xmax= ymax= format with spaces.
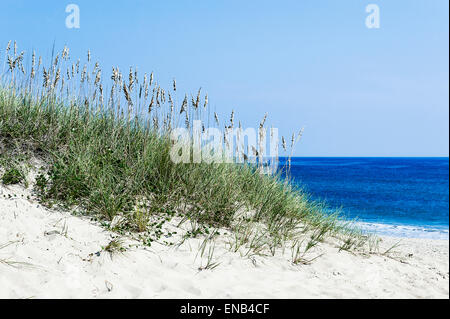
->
xmin=0 ymin=42 xmax=374 ymax=261
xmin=2 ymin=167 xmax=23 ymax=185
xmin=102 ymin=237 xmax=127 ymax=258
xmin=0 ymin=153 xmax=27 ymax=186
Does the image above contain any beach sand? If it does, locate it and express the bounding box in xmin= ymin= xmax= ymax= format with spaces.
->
xmin=0 ymin=183 xmax=448 ymax=299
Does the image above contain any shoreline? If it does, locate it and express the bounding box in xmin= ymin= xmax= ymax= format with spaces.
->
xmin=1 ymin=184 xmax=448 ymax=299
xmin=356 ymin=221 xmax=449 ymax=240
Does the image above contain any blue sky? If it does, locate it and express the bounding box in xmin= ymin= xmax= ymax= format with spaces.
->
xmin=1 ymin=0 xmax=448 ymax=156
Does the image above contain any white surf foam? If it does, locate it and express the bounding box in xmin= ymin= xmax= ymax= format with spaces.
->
xmin=356 ymin=221 xmax=449 ymax=240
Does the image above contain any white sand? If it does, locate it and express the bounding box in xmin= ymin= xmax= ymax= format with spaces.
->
xmin=0 ymin=184 xmax=448 ymax=299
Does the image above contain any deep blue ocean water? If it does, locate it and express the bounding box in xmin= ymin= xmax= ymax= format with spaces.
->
xmin=279 ymin=157 xmax=449 ymax=239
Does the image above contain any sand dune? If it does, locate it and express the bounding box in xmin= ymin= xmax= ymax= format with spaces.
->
xmin=0 ymin=184 xmax=448 ymax=299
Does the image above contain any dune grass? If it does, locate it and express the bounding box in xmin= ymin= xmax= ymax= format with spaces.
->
xmin=0 ymin=42 xmax=374 ymax=260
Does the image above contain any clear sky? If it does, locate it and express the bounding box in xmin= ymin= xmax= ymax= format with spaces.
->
xmin=1 ymin=0 xmax=448 ymax=156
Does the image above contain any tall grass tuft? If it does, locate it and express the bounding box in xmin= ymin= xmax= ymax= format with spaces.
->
xmin=0 ymin=42 xmax=373 ymax=259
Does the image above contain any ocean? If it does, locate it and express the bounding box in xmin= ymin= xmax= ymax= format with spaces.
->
xmin=279 ymin=157 xmax=449 ymax=240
